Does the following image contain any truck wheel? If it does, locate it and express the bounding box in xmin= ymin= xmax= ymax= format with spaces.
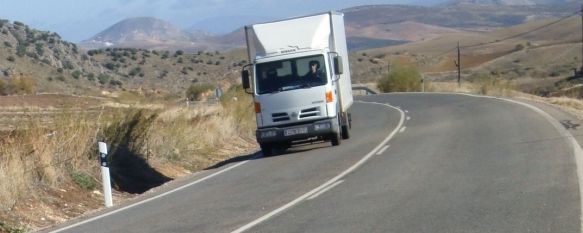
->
xmin=331 ymin=114 xmax=342 ymax=146
xmin=331 ymin=132 xmax=341 ymax=146
xmin=260 ymin=143 xmax=273 ymax=156
xmin=341 ymin=124 xmax=350 ymax=139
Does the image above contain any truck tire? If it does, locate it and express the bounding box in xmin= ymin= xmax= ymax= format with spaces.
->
xmin=331 ymin=114 xmax=342 ymax=146
xmin=260 ymin=143 xmax=273 ymax=156
xmin=331 ymin=132 xmax=341 ymax=146
xmin=340 ymin=112 xmax=350 ymax=139
xmin=341 ymin=124 xmax=350 ymax=139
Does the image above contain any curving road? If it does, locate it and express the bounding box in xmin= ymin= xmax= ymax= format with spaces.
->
xmin=44 ymin=93 xmax=581 ymax=233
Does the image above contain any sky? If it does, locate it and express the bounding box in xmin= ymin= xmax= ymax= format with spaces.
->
xmin=0 ymin=0 xmax=445 ymax=43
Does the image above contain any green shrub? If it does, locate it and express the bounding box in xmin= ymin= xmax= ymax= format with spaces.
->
xmin=0 ymin=222 xmax=27 ymax=233
xmin=35 ymin=43 xmax=43 ymax=56
xmin=186 ymin=83 xmax=214 ymax=101
xmin=7 ymin=56 xmax=15 ymax=62
xmin=70 ymin=171 xmax=96 ymax=190
xmin=98 ymin=74 xmax=110 ymax=85
xmin=87 ymin=73 xmax=95 ymax=81
xmin=71 ymin=70 xmax=82 ymax=79
xmin=4 ymin=41 xmax=11 ymax=47
xmin=377 ymin=64 xmax=422 ymax=92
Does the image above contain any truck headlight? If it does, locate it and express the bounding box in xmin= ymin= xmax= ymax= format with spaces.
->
xmin=314 ymin=123 xmax=331 ymax=131
xmin=260 ymin=131 xmax=277 ymax=138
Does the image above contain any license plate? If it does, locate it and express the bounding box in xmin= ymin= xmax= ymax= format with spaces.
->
xmin=284 ymin=127 xmax=308 ymax=136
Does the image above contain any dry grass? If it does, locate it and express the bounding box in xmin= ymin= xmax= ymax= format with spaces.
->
xmin=0 ymin=86 xmax=256 ymax=231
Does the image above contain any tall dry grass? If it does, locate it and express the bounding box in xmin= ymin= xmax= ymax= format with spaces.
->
xmin=0 ymin=85 xmax=256 ymax=230
xmin=0 ymin=111 xmax=98 ymax=211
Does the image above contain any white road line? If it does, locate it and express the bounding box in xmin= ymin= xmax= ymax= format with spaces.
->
xmin=231 ymin=101 xmax=405 ymax=233
xmin=376 ymin=145 xmax=390 ymax=155
xmin=406 ymin=116 xmax=411 ymax=121
xmin=405 ymin=110 xmax=409 ymax=113
xmin=307 ymin=180 xmax=344 ymax=200
xmin=49 ymin=159 xmax=253 ymax=233
xmin=459 ymin=93 xmax=583 ymax=233
xmin=399 ymin=126 xmax=407 ymax=133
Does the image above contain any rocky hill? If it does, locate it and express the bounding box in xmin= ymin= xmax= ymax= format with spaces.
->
xmin=0 ymin=19 xmax=247 ymax=96
xmin=78 ymin=2 xmax=575 ymax=52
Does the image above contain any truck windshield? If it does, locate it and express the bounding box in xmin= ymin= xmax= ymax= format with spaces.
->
xmin=255 ymin=55 xmax=327 ymax=94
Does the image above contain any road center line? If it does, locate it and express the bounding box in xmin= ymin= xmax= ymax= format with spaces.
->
xmin=231 ymin=101 xmax=405 ymax=233
xmin=376 ymin=145 xmax=390 ymax=155
xmin=307 ymin=180 xmax=344 ymax=200
xmin=399 ymin=126 xmax=407 ymax=133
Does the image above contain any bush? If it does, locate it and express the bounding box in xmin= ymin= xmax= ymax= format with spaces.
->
xmin=0 ymin=79 xmax=6 ymax=95
xmin=109 ymin=79 xmax=123 ymax=87
xmin=70 ymin=171 xmax=96 ymax=190
xmin=35 ymin=43 xmax=44 ymax=56
xmin=128 ymin=67 xmax=142 ymax=76
xmin=98 ymin=74 xmax=110 ymax=85
xmin=71 ymin=70 xmax=82 ymax=79
xmin=175 ymin=50 xmax=184 ymax=56
xmin=104 ymin=62 xmax=116 ymax=70
xmin=186 ymin=83 xmax=214 ymax=101
xmin=4 ymin=41 xmax=11 ymax=47
xmin=8 ymin=77 xmax=36 ymax=95
xmin=377 ymin=64 xmax=422 ymax=92
xmin=62 ymin=60 xmax=74 ymax=70
xmin=87 ymin=73 xmax=95 ymax=81
xmin=7 ymin=56 xmax=15 ymax=62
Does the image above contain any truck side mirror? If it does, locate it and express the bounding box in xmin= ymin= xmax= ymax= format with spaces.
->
xmin=242 ymin=70 xmax=250 ymax=89
xmin=334 ymin=56 xmax=344 ymax=75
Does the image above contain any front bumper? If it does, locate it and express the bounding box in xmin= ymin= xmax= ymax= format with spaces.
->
xmin=256 ymin=118 xmax=339 ymax=144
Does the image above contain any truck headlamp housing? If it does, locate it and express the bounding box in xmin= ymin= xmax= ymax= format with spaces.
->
xmin=314 ymin=122 xmax=331 ymax=131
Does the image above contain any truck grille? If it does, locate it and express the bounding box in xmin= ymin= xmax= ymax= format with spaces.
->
xmin=299 ymin=107 xmax=320 ymax=118
xmin=272 ymin=112 xmax=290 ymax=122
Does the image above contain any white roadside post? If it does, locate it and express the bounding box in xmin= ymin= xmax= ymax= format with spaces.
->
xmin=98 ymin=142 xmax=113 ymax=207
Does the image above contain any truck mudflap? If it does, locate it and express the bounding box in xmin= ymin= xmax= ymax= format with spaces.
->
xmin=256 ymin=118 xmax=340 ymax=144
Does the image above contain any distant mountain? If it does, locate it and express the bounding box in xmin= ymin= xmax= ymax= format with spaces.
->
xmin=343 ymin=2 xmax=573 ymax=31
xmin=189 ymin=15 xmax=273 ymax=35
xmin=80 ymin=17 xmax=220 ymax=51
xmin=81 ymin=2 xmax=576 ymax=52
xmin=447 ymin=0 xmax=578 ymax=6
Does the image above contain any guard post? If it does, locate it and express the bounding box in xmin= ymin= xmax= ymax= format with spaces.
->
xmin=98 ymin=142 xmax=113 ymax=207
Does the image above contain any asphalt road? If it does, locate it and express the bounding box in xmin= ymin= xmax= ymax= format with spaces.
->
xmin=44 ymin=93 xmax=581 ymax=233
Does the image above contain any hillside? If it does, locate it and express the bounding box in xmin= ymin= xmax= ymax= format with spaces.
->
xmin=78 ymin=2 xmax=574 ymax=52
xmin=349 ymin=15 xmax=582 ymax=87
xmin=0 ymin=19 xmax=248 ymax=97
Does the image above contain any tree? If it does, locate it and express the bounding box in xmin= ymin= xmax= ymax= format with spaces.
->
xmin=377 ymin=64 xmax=422 ymax=92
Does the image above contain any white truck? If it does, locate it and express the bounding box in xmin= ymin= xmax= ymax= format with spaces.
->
xmin=241 ymin=11 xmax=353 ymax=155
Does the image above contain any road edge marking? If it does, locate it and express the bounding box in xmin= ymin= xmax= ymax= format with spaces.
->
xmin=49 ymin=159 xmax=253 ymax=233
xmin=231 ymin=101 xmax=405 ymax=233
xmin=462 ymin=93 xmax=583 ymax=233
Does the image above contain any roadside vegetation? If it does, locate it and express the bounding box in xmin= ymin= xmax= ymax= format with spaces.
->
xmin=376 ymin=64 xmax=422 ymax=92
xmin=0 ymin=86 xmax=255 ymax=231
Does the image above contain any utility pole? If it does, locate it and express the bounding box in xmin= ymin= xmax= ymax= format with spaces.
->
xmin=454 ymin=41 xmax=461 ymax=87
